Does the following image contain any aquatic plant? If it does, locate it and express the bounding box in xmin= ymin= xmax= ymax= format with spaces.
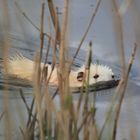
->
xmin=0 ymin=0 xmax=138 ymax=140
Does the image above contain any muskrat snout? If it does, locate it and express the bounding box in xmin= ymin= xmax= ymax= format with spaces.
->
xmin=77 ymin=71 xmax=84 ymax=82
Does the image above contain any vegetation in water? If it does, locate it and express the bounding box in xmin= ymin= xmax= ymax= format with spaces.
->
xmin=0 ymin=0 xmax=138 ymax=140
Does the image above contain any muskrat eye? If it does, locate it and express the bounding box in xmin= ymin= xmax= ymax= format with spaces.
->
xmin=77 ymin=72 xmax=84 ymax=82
xmin=112 ymin=75 xmax=115 ymax=79
xmin=93 ymin=74 xmax=99 ymax=79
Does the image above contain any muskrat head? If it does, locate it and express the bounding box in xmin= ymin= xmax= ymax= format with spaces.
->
xmin=76 ymin=64 xmax=115 ymax=85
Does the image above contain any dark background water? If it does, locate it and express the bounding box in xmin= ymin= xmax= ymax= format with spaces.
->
xmin=0 ymin=0 xmax=140 ymax=139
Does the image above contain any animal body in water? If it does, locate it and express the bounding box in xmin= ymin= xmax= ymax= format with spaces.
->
xmin=3 ymin=54 xmax=119 ymax=91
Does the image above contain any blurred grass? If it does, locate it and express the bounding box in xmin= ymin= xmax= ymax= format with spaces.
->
xmin=0 ymin=0 xmax=138 ymax=140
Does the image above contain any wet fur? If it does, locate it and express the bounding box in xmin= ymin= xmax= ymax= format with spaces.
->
xmin=4 ymin=54 xmax=115 ymax=88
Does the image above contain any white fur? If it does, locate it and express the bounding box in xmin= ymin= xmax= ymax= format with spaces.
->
xmin=5 ymin=54 xmax=52 ymax=81
xmin=4 ymin=54 xmax=115 ymax=87
xmin=68 ymin=64 xmax=114 ymax=87
xmin=78 ymin=64 xmax=114 ymax=84
xmin=5 ymin=54 xmax=34 ymax=80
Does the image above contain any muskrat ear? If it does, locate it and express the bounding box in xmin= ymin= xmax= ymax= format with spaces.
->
xmin=77 ymin=71 xmax=84 ymax=82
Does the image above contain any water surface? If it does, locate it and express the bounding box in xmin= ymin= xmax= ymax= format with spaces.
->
xmin=0 ymin=0 xmax=140 ymax=139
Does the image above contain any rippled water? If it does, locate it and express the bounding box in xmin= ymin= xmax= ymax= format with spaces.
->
xmin=0 ymin=0 xmax=140 ymax=139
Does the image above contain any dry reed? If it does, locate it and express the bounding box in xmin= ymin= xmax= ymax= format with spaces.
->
xmin=0 ymin=0 xmax=138 ymax=140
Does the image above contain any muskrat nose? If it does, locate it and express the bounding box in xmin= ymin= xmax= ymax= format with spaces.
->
xmin=93 ymin=74 xmax=99 ymax=79
xmin=77 ymin=71 xmax=84 ymax=82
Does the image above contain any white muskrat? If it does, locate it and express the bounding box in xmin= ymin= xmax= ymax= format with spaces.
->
xmin=4 ymin=54 xmax=115 ymax=88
